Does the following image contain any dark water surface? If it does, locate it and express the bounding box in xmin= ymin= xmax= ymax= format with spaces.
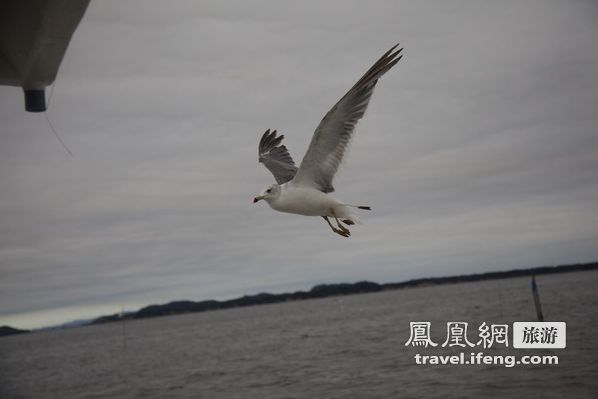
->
xmin=1 ymin=271 xmax=596 ymax=398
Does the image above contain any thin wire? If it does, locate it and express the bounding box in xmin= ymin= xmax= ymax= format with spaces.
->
xmin=44 ymin=111 xmax=73 ymax=157
xmin=44 ymin=83 xmax=74 ymax=157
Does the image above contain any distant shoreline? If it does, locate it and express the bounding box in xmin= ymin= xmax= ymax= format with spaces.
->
xmin=1 ymin=261 xmax=596 ymax=336
xmin=86 ymin=262 xmax=598 ymax=325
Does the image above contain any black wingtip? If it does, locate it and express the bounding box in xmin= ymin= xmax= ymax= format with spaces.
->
xmin=383 ymin=43 xmax=403 ymax=59
xmin=358 ymin=206 xmax=371 ymax=210
xmin=259 ymin=129 xmax=271 ymax=149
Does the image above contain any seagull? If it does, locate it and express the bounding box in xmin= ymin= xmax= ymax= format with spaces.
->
xmin=253 ymin=44 xmax=403 ymax=237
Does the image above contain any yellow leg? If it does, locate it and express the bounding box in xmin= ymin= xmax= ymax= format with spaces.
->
xmin=322 ymin=216 xmax=350 ymax=237
xmin=331 ymin=209 xmax=351 ymax=236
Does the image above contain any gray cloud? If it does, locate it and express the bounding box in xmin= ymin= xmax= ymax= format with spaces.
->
xmin=1 ymin=0 xmax=598 ymax=328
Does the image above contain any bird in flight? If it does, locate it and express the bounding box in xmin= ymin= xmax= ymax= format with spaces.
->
xmin=254 ymin=44 xmax=403 ymax=237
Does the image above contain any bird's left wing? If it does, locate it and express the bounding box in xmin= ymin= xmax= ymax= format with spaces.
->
xmin=292 ymin=44 xmax=403 ymax=193
xmin=258 ymin=129 xmax=298 ymax=184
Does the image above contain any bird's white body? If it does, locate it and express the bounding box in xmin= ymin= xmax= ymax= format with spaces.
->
xmin=266 ymin=183 xmax=352 ymax=219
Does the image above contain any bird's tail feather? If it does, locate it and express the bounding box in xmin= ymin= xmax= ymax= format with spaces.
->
xmin=343 ymin=203 xmax=372 ymax=211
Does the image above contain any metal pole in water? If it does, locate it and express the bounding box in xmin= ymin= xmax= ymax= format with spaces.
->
xmin=531 ymin=275 xmax=544 ymax=321
xmin=120 ymin=304 xmax=127 ymax=351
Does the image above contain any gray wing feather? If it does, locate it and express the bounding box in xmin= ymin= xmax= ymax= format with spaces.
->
xmin=292 ymin=44 xmax=403 ymax=193
xmin=258 ymin=129 xmax=298 ymax=184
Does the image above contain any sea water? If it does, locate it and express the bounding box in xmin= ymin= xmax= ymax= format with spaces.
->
xmin=1 ymin=271 xmax=596 ymax=398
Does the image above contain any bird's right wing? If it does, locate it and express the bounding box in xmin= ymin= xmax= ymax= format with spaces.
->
xmin=258 ymin=129 xmax=298 ymax=184
xmin=292 ymin=44 xmax=402 ymax=193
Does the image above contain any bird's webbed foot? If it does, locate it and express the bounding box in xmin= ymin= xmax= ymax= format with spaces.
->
xmin=322 ymin=215 xmax=351 ymax=237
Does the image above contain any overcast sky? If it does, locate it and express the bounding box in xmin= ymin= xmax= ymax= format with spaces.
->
xmin=1 ymin=0 xmax=597 ymax=329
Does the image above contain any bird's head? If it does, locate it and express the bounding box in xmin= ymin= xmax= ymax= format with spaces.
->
xmin=253 ymin=184 xmax=280 ymax=204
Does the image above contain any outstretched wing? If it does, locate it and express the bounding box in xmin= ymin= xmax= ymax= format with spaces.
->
xmin=292 ymin=44 xmax=403 ymax=193
xmin=258 ymin=129 xmax=298 ymax=184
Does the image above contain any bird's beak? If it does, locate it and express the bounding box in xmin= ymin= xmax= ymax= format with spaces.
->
xmin=253 ymin=196 xmax=263 ymax=203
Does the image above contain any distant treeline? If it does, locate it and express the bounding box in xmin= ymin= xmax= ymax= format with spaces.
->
xmin=0 ymin=326 xmax=29 ymax=337
xmin=91 ymin=261 xmax=597 ymax=325
xmin=1 ymin=261 xmax=595 ymax=336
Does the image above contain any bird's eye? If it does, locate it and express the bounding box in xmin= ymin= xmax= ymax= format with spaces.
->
xmin=266 ymin=189 xmax=272 ymax=193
